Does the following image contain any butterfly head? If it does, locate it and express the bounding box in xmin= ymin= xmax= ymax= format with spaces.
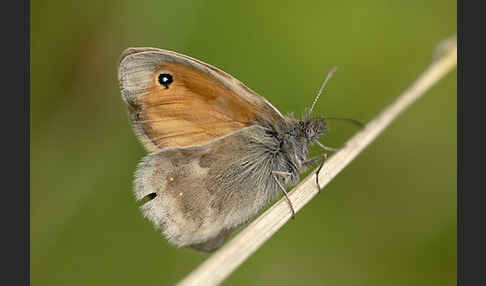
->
xmin=296 ymin=115 xmax=327 ymax=144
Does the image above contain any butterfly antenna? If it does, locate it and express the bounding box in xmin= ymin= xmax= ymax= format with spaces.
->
xmin=309 ymin=66 xmax=338 ymax=114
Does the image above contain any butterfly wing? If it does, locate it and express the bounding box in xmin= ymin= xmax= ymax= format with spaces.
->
xmin=135 ymin=125 xmax=281 ymax=251
xmin=119 ymin=48 xmax=290 ymax=251
xmin=118 ymin=47 xmax=285 ymax=152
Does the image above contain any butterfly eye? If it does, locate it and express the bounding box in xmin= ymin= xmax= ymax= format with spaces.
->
xmin=305 ymin=127 xmax=314 ymax=137
xmin=158 ymin=73 xmax=173 ymax=89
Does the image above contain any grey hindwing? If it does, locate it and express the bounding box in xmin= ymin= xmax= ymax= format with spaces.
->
xmin=132 ymin=125 xmax=298 ymax=251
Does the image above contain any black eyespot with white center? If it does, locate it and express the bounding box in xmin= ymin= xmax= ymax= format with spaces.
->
xmin=158 ymin=73 xmax=173 ymax=89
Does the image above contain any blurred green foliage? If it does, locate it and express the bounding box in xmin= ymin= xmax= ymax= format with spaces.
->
xmin=31 ymin=0 xmax=456 ymax=285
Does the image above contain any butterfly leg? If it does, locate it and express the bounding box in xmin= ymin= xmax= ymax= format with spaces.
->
xmin=272 ymin=173 xmax=296 ymax=219
xmin=315 ymin=153 xmax=328 ymax=194
xmin=302 ymin=153 xmax=328 ymax=194
xmin=272 ymin=170 xmax=292 ymax=176
xmin=315 ymin=141 xmax=339 ymax=152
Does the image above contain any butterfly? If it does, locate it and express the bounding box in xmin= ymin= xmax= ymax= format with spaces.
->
xmin=118 ymin=48 xmax=340 ymax=251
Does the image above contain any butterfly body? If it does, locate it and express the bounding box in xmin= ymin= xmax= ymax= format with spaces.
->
xmin=119 ymin=48 xmax=326 ymax=251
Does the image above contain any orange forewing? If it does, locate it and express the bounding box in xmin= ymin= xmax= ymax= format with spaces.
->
xmin=131 ymin=62 xmax=259 ymax=149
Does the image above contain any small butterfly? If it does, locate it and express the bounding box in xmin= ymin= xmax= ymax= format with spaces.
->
xmin=118 ymin=48 xmax=351 ymax=251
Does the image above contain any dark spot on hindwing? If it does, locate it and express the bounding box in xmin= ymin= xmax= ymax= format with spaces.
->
xmin=138 ymin=192 xmax=157 ymax=207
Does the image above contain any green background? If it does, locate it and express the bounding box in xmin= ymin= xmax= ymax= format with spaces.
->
xmin=31 ymin=0 xmax=456 ymax=285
